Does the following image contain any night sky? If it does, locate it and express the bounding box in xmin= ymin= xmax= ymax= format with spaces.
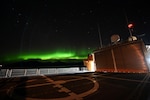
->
xmin=0 ymin=0 xmax=149 ymax=63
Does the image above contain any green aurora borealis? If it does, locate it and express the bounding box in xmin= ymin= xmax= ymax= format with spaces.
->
xmin=1 ymin=48 xmax=92 ymax=63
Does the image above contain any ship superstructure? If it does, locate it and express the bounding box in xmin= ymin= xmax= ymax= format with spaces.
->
xmin=84 ymin=37 xmax=150 ymax=73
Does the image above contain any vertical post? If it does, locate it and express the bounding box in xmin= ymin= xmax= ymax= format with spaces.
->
xmin=38 ymin=68 xmax=40 ymax=75
xmin=97 ymin=23 xmax=103 ymax=48
xmin=111 ymin=49 xmax=118 ymax=72
xmin=124 ymin=10 xmax=133 ymax=40
xmin=55 ymin=68 xmax=58 ymax=74
xmin=9 ymin=69 xmax=12 ymax=77
xmin=36 ymin=69 xmax=38 ymax=75
xmin=5 ymin=69 xmax=9 ymax=77
xmin=36 ymin=68 xmax=40 ymax=75
xmin=48 ymin=68 xmax=50 ymax=74
xmin=128 ymin=27 xmax=133 ymax=38
xmin=24 ymin=69 xmax=27 ymax=76
xmin=128 ymin=23 xmax=134 ymax=41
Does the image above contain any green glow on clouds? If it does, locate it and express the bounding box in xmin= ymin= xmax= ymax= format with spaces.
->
xmin=3 ymin=49 xmax=92 ymax=62
xmin=18 ymin=52 xmax=78 ymax=60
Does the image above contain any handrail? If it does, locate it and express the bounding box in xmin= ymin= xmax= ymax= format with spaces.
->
xmin=0 ymin=67 xmax=89 ymax=78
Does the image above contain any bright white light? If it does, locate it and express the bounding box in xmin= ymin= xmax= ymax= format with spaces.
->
xmin=83 ymin=60 xmax=96 ymax=72
xmin=145 ymin=45 xmax=150 ymax=70
xmin=146 ymin=45 xmax=150 ymax=51
xmin=83 ymin=53 xmax=96 ymax=72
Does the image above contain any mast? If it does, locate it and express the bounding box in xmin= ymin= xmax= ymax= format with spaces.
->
xmin=124 ymin=9 xmax=133 ymax=39
xmin=97 ymin=23 xmax=103 ymax=48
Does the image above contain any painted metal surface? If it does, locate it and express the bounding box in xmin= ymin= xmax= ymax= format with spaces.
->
xmin=92 ymin=40 xmax=149 ymax=73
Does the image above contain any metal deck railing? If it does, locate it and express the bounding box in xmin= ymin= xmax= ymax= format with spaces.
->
xmin=0 ymin=67 xmax=89 ymax=78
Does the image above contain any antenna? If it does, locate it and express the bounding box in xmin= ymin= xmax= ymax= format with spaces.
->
xmin=97 ymin=23 xmax=103 ymax=48
xmin=124 ymin=9 xmax=133 ymax=39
